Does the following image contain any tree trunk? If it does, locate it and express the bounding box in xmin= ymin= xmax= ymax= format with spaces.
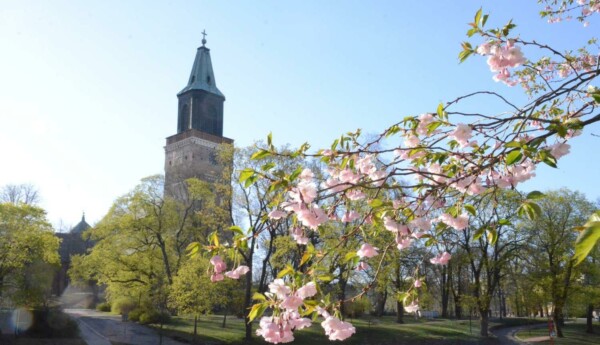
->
xmin=338 ymin=276 xmax=347 ymax=318
xmin=441 ymin=265 xmax=451 ymax=318
xmin=193 ymin=315 xmax=198 ymax=344
xmin=243 ymin=240 xmax=255 ymax=341
xmin=553 ymin=306 xmax=564 ymax=338
xmin=587 ymin=304 xmax=594 ymax=334
xmin=479 ymin=309 xmax=489 ymax=337
xmin=375 ymin=290 xmax=387 ymax=317
xmin=396 ymin=300 xmax=404 ymax=323
xmin=222 ymin=310 xmax=227 ymax=328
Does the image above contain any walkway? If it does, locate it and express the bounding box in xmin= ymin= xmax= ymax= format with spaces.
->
xmin=491 ymin=323 xmax=549 ymax=345
xmin=65 ymin=309 xmax=187 ymax=345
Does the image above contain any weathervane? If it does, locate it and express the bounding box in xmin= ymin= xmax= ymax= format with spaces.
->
xmin=201 ymin=29 xmax=207 ymax=46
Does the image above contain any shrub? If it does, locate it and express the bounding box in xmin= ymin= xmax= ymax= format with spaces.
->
xmin=139 ymin=309 xmax=171 ymax=325
xmin=111 ymin=297 xmax=136 ymax=315
xmin=96 ymin=302 xmax=111 ymax=312
xmin=128 ymin=308 xmax=142 ymax=322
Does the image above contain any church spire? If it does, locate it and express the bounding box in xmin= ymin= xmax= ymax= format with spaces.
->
xmin=178 ymin=31 xmax=225 ymax=98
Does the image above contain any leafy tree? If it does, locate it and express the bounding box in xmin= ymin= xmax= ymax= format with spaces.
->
xmin=453 ymin=191 xmax=524 ymax=336
xmin=69 ymin=175 xmax=219 ymax=311
xmin=520 ymin=189 xmax=596 ymax=337
xmin=169 ymin=256 xmax=243 ymax=342
xmin=0 ymin=202 xmax=59 ymax=306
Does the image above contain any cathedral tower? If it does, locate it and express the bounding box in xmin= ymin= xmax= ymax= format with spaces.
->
xmin=164 ymin=34 xmax=233 ymax=198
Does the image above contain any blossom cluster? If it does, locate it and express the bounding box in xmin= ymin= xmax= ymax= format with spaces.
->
xmin=255 ymin=280 xmax=354 ymax=343
xmin=477 ymin=40 xmax=526 ymax=86
xmin=209 ymin=255 xmax=249 ymax=282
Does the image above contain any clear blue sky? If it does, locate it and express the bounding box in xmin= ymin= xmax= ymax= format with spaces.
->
xmin=1 ymin=1 xmax=598 ymax=229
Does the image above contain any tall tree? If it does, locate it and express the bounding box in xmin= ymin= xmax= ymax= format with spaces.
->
xmin=454 ymin=190 xmax=524 ymax=336
xmin=0 ymin=202 xmax=59 ymax=306
xmin=521 ymin=189 xmax=596 ymax=337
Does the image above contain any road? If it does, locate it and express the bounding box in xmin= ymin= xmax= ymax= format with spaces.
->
xmin=65 ymin=309 xmax=187 ymax=345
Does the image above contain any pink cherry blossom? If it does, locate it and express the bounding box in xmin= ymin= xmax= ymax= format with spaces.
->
xmin=296 ymin=282 xmax=317 ymax=299
xmin=269 ymin=279 xmax=291 ymax=299
xmin=550 ymin=142 xmax=570 ymax=159
xmin=268 ymin=209 xmax=287 ymax=220
xmin=346 ymin=189 xmax=366 ymax=201
xmin=296 ymin=205 xmax=328 ymax=230
xmin=256 ymin=317 xmax=294 ymax=344
xmin=224 ymin=265 xmax=250 ymax=279
xmin=414 ymin=279 xmax=422 ymax=288
xmin=449 ymin=123 xmax=473 ymax=148
xmin=356 ymin=262 xmax=370 ymax=271
xmin=321 ymin=316 xmax=356 ymax=341
xmin=210 ymin=255 xmax=227 ymax=273
xmin=404 ymin=133 xmax=420 ymax=148
xmin=356 ymin=243 xmax=379 ymax=258
xmin=396 ymin=236 xmax=413 ymax=250
xmin=280 ymin=295 xmax=304 ymax=310
xmin=290 ymin=227 xmax=309 ymax=245
xmin=210 ymin=273 xmax=224 ymax=282
xmin=404 ymin=301 xmax=420 ymax=313
xmin=439 ymin=213 xmax=469 ymax=230
xmin=341 ymin=211 xmax=360 ymax=223
xmin=430 ymin=252 xmax=452 ymax=265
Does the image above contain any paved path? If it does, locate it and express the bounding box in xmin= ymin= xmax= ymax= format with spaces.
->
xmin=491 ymin=323 xmax=548 ymax=345
xmin=65 ymin=309 xmax=187 ymax=345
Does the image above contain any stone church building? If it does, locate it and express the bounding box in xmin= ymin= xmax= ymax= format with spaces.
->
xmin=53 ymin=36 xmax=232 ymax=305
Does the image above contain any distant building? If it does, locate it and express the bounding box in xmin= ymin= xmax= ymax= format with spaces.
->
xmin=164 ymin=34 xmax=233 ymax=199
xmin=53 ymin=214 xmax=93 ymax=297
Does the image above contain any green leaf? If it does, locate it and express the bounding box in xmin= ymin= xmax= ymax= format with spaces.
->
xmin=228 ymin=226 xmax=244 ymax=235
xmin=436 ymin=103 xmax=444 ymax=118
xmin=369 ymin=199 xmax=383 ymax=208
xmin=486 ymin=228 xmax=498 ymax=245
xmin=261 ymin=162 xmax=276 ymax=171
xmin=464 ymin=204 xmax=476 ymax=217
xmin=300 ymin=251 xmax=312 ymax=266
xmin=504 ymin=141 xmax=522 ymax=148
xmin=505 ymin=150 xmax=523 ymax=165
xmin=459 ymin=49 xmax=473 ymax=63
xmin=482 ymin=14 xmax=489 ymax=27
xmin=248 ymin=303 xmax=267 ymax=323
xmin=473 ymin=227 xmax=485 ymax=241
xmin=252 ymin=292 xmax=266 ymax=301
xmin=518 ymin=201 xmax=542 ymax=220
xmin=474 ymin=8 xmax=482 ymax=27
xmin=344 ymin=251 xmax=357 ymax=263
xmin=592 ymin=93 xmax=600 ymax=104
xmin=317 ymin=274 xmax=333 ymax=282
xmin=278 ymin=265 xmax=294 ymax=278
xmin=498 ymin=219 xmax=511 ymax=226
xmin=250 ymin=149 xmax=271 ymax=160
xmin=573 ymin=211 xmax=600 ymax=265
xmin=239 ymin=168 xmax=255 ymax=183
xmin=526 ymin=191 xmax=545 ymax=200
xmin=267 ymin=132 xmax=273 ymax=146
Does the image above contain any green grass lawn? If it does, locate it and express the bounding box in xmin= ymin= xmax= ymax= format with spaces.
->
xmin=515 ymin=321 xmax=600 ymax=345
xmin=153 ymin=314 xmax=543 ymax=345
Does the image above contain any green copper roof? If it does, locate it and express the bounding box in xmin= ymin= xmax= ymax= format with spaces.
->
xmin=178 ymin=43 xmax=225 ymax=98
xmin=70 ymin=213 xmax=91 ymax=234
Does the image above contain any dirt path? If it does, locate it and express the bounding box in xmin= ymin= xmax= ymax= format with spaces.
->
xmin=65 ymin=309 xmax=186 ymax=345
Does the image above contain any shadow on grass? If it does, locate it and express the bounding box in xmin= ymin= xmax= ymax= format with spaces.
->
xmin=150 ymin=315 xmax=551 ymax=345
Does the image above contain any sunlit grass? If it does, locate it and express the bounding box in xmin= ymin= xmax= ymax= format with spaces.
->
xmin=154 ymin=314 xmax=544 ymax=345
xmin=515 ymin=322 xmax=600 ymax=345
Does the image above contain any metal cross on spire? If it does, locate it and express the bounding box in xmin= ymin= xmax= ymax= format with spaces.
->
xmin=201 ymin=29 xmax=207 ymax=46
